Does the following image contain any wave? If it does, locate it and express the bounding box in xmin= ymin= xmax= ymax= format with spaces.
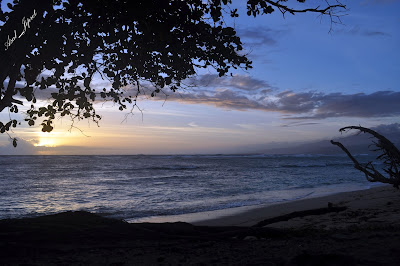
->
xmin=145 ymin=165 xmax=199 ymax=171
xmin=281 ymin=163 xmax=327 ymax=168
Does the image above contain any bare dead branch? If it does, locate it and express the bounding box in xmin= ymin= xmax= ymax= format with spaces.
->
xmin=264 ymin=0 xmax=346 ymax=16
xmin=331 ymin=126 xmax=400 ymax=188
xmin=253 ymin=204 xmax=347 ymax=228
xmin=260 ymin=0 xmax=347 ymax=32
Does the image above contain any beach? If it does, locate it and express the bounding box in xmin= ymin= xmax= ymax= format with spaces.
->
xmin=194 ymin=184 xmax=400 ymax=228
xmin=1 ymin=185 xmax=400 ymax=265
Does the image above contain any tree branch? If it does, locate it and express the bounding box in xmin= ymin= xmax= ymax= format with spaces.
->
xmin=264 ymin=0 xmax=346 ymax=16
xmin=0 ymin=74 xmax=21 ymax=113
xmin=253 ymin=204 xmax=347 ymax=228
xmin=331 ymin=126 xmax=400 ymax=188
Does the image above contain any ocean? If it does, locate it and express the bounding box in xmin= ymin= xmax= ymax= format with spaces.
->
xmin=0 ymin=154 xmax=379 ymax=222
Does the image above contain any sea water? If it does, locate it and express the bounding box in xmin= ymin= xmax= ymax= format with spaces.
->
xmin=0 ymin=154 xmax=378 ymax=221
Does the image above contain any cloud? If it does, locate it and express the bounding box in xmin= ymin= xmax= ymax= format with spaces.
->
xmin=280 ymin=122 xmax=321 ymax=127
xmin=363 ymin=30 xmax=391 ymax=37
xmin=368 ymin=123 xmax=400 ymax=137
xmin=172 ymin=75 xmax=399 ymax=120
xmin=286 ymin=91 xmax=400 ymax=119
xmin=362 ymin=0 xmax=400 ymax=5
xmin=154 ymin=88 xmax=400 ymax=120
xmin=0 ymin=138 xmax=38 ymax=155
xmin=338 ymin=26 xmax=391 ymax=37
xmin=238 ymin=123 xmax=400 ymax=155
xmin=188 ymin=74 xmax=273 ymax=92
xmin=10 ymin=71 xmax=399 ymax=121
xmin=188 ymin=122 xmax=199 ymax=127
xmin=237 ymin=27 xmax=280 ymax=47
xmin=0 ymin=139 xmax=120 ymax=155
xmin=11 ymin=71 xmax=112 ymax=103
xmin=328 ymin=123 xmax=400 ymax=154
xmin=165 ymin=89 xmax=268 ymax=111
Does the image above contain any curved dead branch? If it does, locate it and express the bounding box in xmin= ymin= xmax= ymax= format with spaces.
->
xmin=331 ymin=126 xmax=400 ymax=188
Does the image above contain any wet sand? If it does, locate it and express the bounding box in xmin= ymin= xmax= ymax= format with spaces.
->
xmin=1 ymin=185 xmax=400 ymax=265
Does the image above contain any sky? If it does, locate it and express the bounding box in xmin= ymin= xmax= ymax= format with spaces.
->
xmin=1 ymin=0 xmax=399 ymax=155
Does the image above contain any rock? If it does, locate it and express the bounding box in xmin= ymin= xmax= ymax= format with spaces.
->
xmin=243 ymin=236 xmax=257 ymax=241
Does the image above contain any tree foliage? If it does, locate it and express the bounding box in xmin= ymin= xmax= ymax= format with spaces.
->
xmin=0 ymin=0 xmax=346 ymax=144
xmin=331 ymin=126 xmax=400 ymax=188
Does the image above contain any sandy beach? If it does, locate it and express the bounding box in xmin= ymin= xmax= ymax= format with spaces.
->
xmin=1 ymin=185 xmax=400 ymax=265
xmin=194 ymin=185 xmax=400 ymax=228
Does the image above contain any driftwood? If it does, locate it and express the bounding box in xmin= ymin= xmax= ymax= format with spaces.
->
xmin=252 ymin=204 xmax=347 ymax=228
xmin=331 ymin=126 xmax=400 ymax=188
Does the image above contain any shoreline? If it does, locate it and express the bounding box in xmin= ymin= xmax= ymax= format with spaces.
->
xmin=128 ymin=184 xmax=385 ymax=226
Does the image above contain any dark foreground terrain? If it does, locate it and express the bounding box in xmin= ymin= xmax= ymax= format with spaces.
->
xmin=1 ymin=211 xmax=400 ymax=265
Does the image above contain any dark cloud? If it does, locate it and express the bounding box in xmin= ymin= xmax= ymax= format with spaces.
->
xmin=369 ymin=123 xmax=400 ymax=137
xmin=328 ymin=123 xmax=400 ymax=154
xmin=363 ymin=30 xmax=391 ymax=37
xmin=271 ymin=90 xmax=322 ymax=113
xmin=156 ymin=88 xmax=400 ymax=120
xmin=287 ymin=91 xmax=400 ymax=119
xmin=339 ymin=26 xmax=391 ymax=37
xmin=331 ymin=123 xmax=400 ymax=141
xmin=169 ymin=89 xmax=268 ymax=111
xmin=10 ymin=71 xmax=111 ymax=102
xmin=280 ymin=122 xmax=321 ymax=127
xmin=231 ymin=123 xmax=400 ymax=155
xmin=0 ymin=138 xmax=37 ymax=155
xmin=188 ymin=74 xmax=273 ymax=92
xmin=237 ymin=27 xmax=279 ymax=47
xmin=9 ymin=70 xmax=398 ymax=121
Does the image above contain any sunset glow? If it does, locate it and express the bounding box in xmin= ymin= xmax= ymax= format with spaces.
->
xmin=33 ymin=133 xmax=62 ymax=147
xmin=34 ymin=137 xmax=58 ymax=147
xmin=0 ymin=0 xmax=399 ymax=155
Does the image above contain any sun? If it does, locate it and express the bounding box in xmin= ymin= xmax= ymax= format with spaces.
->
xmin=34 ymin=137 xmax=57 ymax=147
xmin=34 ymin=133 xmax=61 ymax=147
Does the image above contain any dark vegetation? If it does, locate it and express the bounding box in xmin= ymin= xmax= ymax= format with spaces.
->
xmin=332 ymin=126 xmax=400 ymax=188
xmin=0 ymin=0 xmax=346 ymax=145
